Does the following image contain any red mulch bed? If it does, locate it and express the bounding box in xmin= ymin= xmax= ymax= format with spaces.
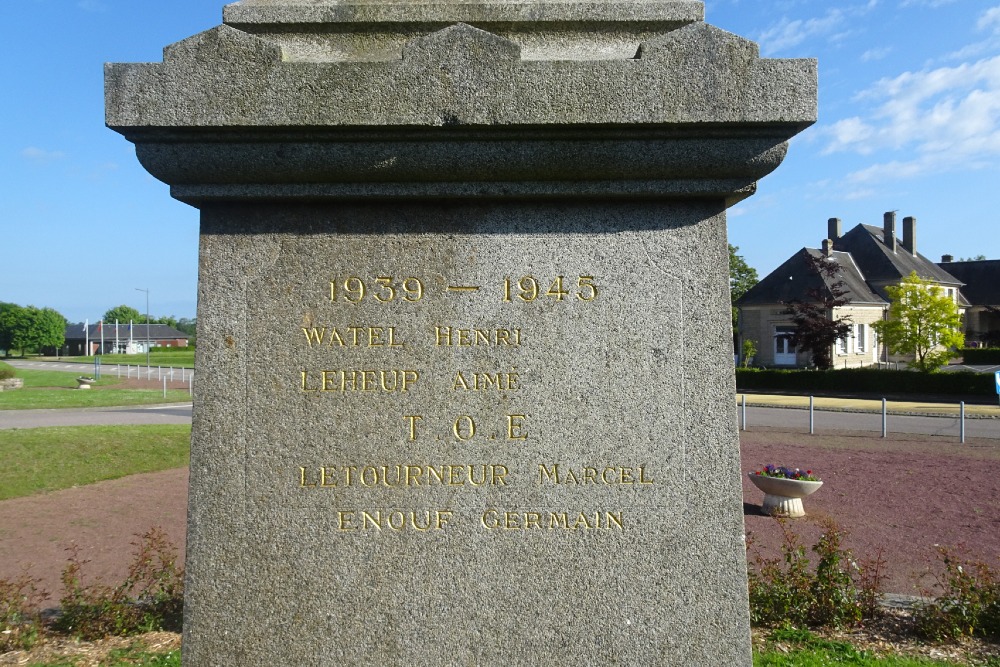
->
xmin=1 ymin=427 xmax=998 ymax=609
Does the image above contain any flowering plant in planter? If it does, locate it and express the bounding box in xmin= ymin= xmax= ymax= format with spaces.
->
xmin=751 ymin=464 xmax=819 ymax=482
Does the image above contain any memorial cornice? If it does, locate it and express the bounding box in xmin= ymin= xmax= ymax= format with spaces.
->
xmin=105 ymin=2 xmax=816 ymax=204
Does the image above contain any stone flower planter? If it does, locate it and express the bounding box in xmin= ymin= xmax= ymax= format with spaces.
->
xmin=0 ymin=378 xmax=23 ymax=392
xmin=76 ymin=377 xmax=96 ymax=389
xmin=748 ymin=473 xmax=823 ymax=518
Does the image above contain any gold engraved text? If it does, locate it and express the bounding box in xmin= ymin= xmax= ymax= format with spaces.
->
xmin=300 ymin=369 xmax=419 ymax=392
xmin=434 ymin=326 xmax=521 ymax=347
xmin=299 ymin=464 xmax=509 ymax=488
xmin=452 ymin=370 xmax=519 ymax=392
xmin=481 ymin=510 xmax=623 ymax=531
xmin=537 ymin=464 xmax=654 ymax=486
xmin=402 ymin=414 xmax=528 ymax=441
xmin=301 ymin=326 xmax=404 ymax=348
xmin=335 ymin=510 xmax=453 ymax=532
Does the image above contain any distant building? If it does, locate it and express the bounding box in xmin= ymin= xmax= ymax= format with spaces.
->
xmin=736 ymin=213 xmax=965 ymax=367
xmin=62 ymin=322 xmax=190 ymax=356
xmin=937 ymin=257 xmax=1000 ymax=347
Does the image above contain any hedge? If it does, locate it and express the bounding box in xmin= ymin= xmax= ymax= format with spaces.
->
xmin=962 ymin=348 xmax=1000 ymax=365
xmin=735 ymin=367 xmax=993 ymax=396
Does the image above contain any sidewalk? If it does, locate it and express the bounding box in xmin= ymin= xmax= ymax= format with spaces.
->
xmin=736 ymin=393 xmax=1000 ymax=418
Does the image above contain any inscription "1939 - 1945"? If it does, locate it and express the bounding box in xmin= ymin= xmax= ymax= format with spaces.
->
xmin=328 ymin=275 xmax=598 ymax=304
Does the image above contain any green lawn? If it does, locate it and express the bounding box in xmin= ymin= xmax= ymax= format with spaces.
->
xmin=754 ymin=648 xmax=962 ymax=666
xmin=0 ymin=424 xmax=190 ymax=500
xmin=0 ymin=364 xmax=190 ymax=410
xmin=753 ymin=628 xmax=966 ymax=666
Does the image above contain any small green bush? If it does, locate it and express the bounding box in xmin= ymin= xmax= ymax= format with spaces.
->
xmin=0 ymin=361 xmax=15 ymax=380
xmin=0 ymin=572 xmax=46 ymax=652
xmin=54 ymin=527 xmax=184 ymax=640
xmin=736 ymin=367 xmax=992 ymax=396
xmin=962 ymin=348 xmax=1000 ymax=365
xmin=747 ymin=518 xmax=885 ymax=629
xmin=914 ymin=546 xmax=1000 ymax=642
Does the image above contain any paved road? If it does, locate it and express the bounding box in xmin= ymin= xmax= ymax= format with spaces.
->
xmin=0 ymin=404 xmax=193 ymax=430
xmin=738 ymin=404 xmax=1000 ymax=439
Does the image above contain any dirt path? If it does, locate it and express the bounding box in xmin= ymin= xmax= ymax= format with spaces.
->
xmin=1 ymin=427 xmax=998 ymax=608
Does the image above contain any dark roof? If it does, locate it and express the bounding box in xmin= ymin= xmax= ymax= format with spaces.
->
xmin=736 ymin=248 xmax=885 ymax=307
xmin=936 ymin=260 xmax=1000 ymax=306
xmin=64 ymin=323 xmax=189 ymax=341
xmin=833 ymin=224 xmax=962 ymax=298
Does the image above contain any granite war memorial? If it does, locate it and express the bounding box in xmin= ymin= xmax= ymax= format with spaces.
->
xmin=106 ymin=1 xmax=816 ymax=664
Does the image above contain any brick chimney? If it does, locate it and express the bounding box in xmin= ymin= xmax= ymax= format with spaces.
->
xmin=883 ymin=211 xmax=896 ymax=252
xmin=902 ymin=216 xmax=916 ymax=256
xmin=827 ymin=217 xmax=841 ymax=244
xmin=941 ymin=254 xmax=953 ymax=263
xmin=822 ymin=239 xmax=834 ymax=256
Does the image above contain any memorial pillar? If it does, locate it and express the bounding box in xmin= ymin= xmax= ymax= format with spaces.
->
xmin=106 ymin=3 xmax=816 ymax=664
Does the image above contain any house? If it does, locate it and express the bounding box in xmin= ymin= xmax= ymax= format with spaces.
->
xmin=61 ymin=322 xmax=190 ymax=356
xmin=937 ymin=257 xmax=1000 ymax=347
xmin=736 ymin=212 xmax=965 ymax=367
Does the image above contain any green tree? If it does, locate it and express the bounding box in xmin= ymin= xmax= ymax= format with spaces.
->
xmin=0 ymin=302 xmax=24 ymax=355
xmin=729 ymin=244 xmax=758 ymax=330
xmin=872 ymin=271 xmax=964 ymax=372
xmin=783 ymin=252 xmax=853 ymax=370
xmin=0 ymin=304 xmax=66 ymax=356
xmin=103 ymin=304 xmax=144 ymax=324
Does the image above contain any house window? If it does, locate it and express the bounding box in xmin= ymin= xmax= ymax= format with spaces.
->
xmin=856 ymin=323 xmax=866 ymax=353
xmin=837 ymin=334 xmax=849 ymax=355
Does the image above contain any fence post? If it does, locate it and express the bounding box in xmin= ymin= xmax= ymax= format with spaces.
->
xmin=741 ymin=394 xmax=746 ymax=431
xmin=163 ymin=376 xmax=167 ymax=399
xmin=881 ymin=398 xmax=887 ymax=438
xmin=809 ymin=396 xmax=814 ymax=435
xmin=960 ymin=401 xmax=966 ymax=444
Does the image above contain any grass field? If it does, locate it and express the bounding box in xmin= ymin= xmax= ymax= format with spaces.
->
xmin=0 ymin=363 xmax=190 ymax=410
xmin=752 ymin=628 xmax=969 ymax=666
xmin=65 ymin=350 xmax=196 ymax=368
xmin=0 ymin=423 xmax=190 ymax=500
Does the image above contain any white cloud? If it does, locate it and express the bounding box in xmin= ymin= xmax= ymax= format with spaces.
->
xmin=899 ymin=0 xmax=958 ymax=7
xmin=21 ymin=147 xmax=66 ymax=164
xmin=978 ymin=6 xmax=1000 ymax=33
xmin=824 ymin=55 xmax=1000 ymax=158
xmin=755 ymin=3 xmax=880 ymax=55
xmin=757 ymin=10 xmax=846 ymax=55
xmin=861 ymin=46 xmax=892 ymax=62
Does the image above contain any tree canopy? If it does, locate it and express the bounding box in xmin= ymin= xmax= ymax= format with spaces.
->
xmin=872 ymin=271 xmax=964 ymax=372
xmin=0 ymin=303 xmax=66 ymax=356
xmin=729 ymin=244 xmax=758 ymax=330
xmin=783 ymin=252 xmax=852 ymax=370
xmin=103 ymin=305 xmax=144 ymax=324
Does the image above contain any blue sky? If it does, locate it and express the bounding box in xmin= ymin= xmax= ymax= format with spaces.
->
xmin=4 ymin=1 xmax=999 ymax=324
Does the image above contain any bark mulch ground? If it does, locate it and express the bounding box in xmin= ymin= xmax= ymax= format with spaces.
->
xmin=1 ymin=425 xmax=998 ymax=663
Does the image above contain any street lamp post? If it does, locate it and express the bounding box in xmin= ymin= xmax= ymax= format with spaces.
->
xmin=136 ymin=288 xmax=150 ymax=369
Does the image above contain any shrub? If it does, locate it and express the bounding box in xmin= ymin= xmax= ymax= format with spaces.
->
xmin=914 ymin=546 xmax=1000 ymax=642
xmin=736 ymin=367 xmax=992 ymax=396
xmin=0 ymin=361 xmax=15 ymax=380
xmin=0 ymin=572 xmax=46 ymax=652
xmin=747 ymin=518 xmax=885 ymax=629
xmin=54 ymin=527 xmax=184 ymax=640
xmin=962 ymin=348 xmax=1000 ymax=365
